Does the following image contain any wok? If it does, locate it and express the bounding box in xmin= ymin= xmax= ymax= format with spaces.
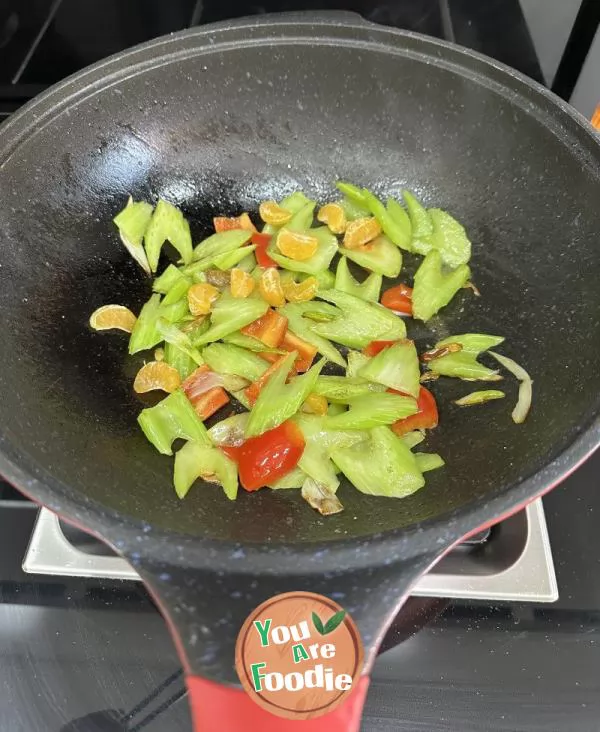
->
xmin=0 ymin=12 xmax=599 ymax=732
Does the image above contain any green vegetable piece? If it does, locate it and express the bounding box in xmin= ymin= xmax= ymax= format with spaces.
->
xmin=157 ymin=319 xmax=204 ymax=365
xmin=293 ymin=413 xmax=367 ymax=451
xmin=335 ymin=181 xmax=369 ymax=207
xmin=339 ymin=195 xmax=370 ymax=221
xmin=429 ymin=352 xmax=500 ymax=381
xmin=280 ymin=303 xmax=346 ymax=367
xmin=386 ymin=198 xmax=412 ymax=251
xmin=401 ymin=431 xmax=426 ymax=449
xmin=335 ymin=257 xmax=382 ymax=302
xmin=411 ymin=250 xmax=470 ymax=322
xmin=331 ymin=426 xmax=425 ymax=498
xmin=301 ymin=477 xmax=344 ymax=516
xmin=323 ymin=392 xmax=418 ymax=430
xmin=312 ymin=376 xmax=384 ymax=403
xmin=361 ymin=189 xmax=412 ymax=250
xmin=415 ymin=453 xmax=445 ymax=472
xmin=113 ymin=197 xmax=153 ymax=274
xmin=298 ymin=441 xmax=339 ymax=493
xmin=280 ymin=191 xmax=314 ymax=214
xmin=138 ymin=390 xmax=210 ymax=456
xmin=428 ymin=208 xmax=471 ymax=268
xmin=268 ymin=467 xmax=306 ymax=489
xmin=159 ymin=297 xmax=189 ymax=325
xmin=186 ymin=317 xmax=210 ymax=347
xmin=212 ymin=244 xmax=257 ymax=270
xmin=327 ymin=402 xmax=346 ymax=417
xmin=161 ymin=276 xmax=191 ymax=306
xmin=203 ymin=343 xmax=269 ymax=382
xmin=153 ymin=264 xmax=187 ymax=294
xmin=128 ymin=294 xmax=162 ymax=353
xmin=268 ymin=226 xmax=338 ymax=274
xmin=173 ymin=441 xmax=238 ymax=500
xmin=345 ymin=350 xmax=371 ymax=379
xmin=301 ymin=269 xmax=335 ymax=290
xmin=222 ymin=331 xmax=285 ymax=354
xmin=312 ymin=289 xmax=406 ymax=349
xmin=144 ymin=200 xmax=193 ymax=272
xmin=436 ymin=333 xmax=505 ymax=354
xmin=454 ymin=389 xmax=505 ymax=406
xmin=402 ymin=190 xmax=433 ymax=247
xmin=285 ymin=201 xmax=316 ymax=232
xmin=236 ymin=251 xmax=257 ymax=273
xmin=193 ymin=292 xmax=269 ymax=346
xmin=245 ymin=354 xmax=326 ymax=438
xmin=190 ymin=229 xmax=252 ymax=263
xmin=339 ymin=235 xmax=402 ymax=278
xmin=164 ymin=341 xmax=196 ymax=380
xmin=359 ymin=339 xmax=420 ymax=397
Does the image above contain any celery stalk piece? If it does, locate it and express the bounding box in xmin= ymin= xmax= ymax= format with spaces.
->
xmin=339 ymin=235 xmax=401 ymax=278
xmin=164 ymin=341 xmax=196 ymax=380
xmin=159 ymin=297 xmax=189 ymax=325
xmin=402 ymin=190 xmax=433 ymax=254
xmin=428 ymin=333 xmax=505 ymax=381
xmin=339 ymin=195 xmax=370 ymax=221
xmin=358 ymin=339 xmax=420 ymax=397
xmin=312 ymin=289 xmax=406 ymax=348
xmin=173 ymin=440 xmax=238 ymax=500
xmin=212 ymin=244 xmax=257 ymax=270
xmin=323 ymin=392 xmax=418 ymax=430
xmin=293 ymin=413 xmax=368 ymax=451
xmin=335 ymin=257 xmax=382 ymax=302
xmin=428 ymin=208 xmax=471 ymax=268
xmin=202 ymin=343 xmax=269 ymax=382
xmin=113 ymin=197 xmax=153 ymax=274
xmin=153 ymin=264 xmax=188 ymax=294
xmin=331 ymin=426 xmax=425 ymax=498
xmin=236 ymin=252 xmax=257 ymax=273
xmin=280 ymin=192 xmax=314 ymax=214
xmin=335 ymin=181 xmax=369 ymax=207
xmin=312 ymin=376 xmax=384 ymax=403
xmin=298 ymin=441 xmax=340 ymax=493
xmin=280 ymin=303 xmax=346 ymax=367
xmin=345 ymin=350 xmax=371 ymax=379
xmin=157 ymin=319 xmax=204 ymax=365
xmin=285 ymin=201 xmax=316 ymax=232
xmin=327 ymin=402 xmax=346 ymax=417
xmin=186 ymin=318 xmax=211 ymax=347
xmin=436 ymin=334 xmax=505 ymax=353
xmin=128 ymin=294 xmax=163 ymax=354
xmin=301 ymin=477 xmax=344 ymax=516
xmin=192 ymin=292 xmax=269 ymax=346
xmin=245 ymin=354 xmax=326 ymax=438
xmin=138 ymin=390 xmax=211 ymax=455
xmin=401 ymin=430 xmax=426 ymax=449
xmin=161 ymin=276 xmax=191 ymax=306
xmin=414 ymin=453 xmax=445 ymax=472
xmin=268 ymin=467 xmax=306 ymax=489
xmin=386 ymin=198 xmax=413 ymax=251
xmin=361 ymin=189 xmax=412 ymax=250
xmin=190 ymin=229 xmax=252 ymax=263
xmin=268 ymin=226 xmax=338 ymax=274
xmin=411 ymin=250 xmax=470 ymax=322
xmin=223 ymin=331 xmax=285 ymax=354
xmin=454 ymin=390 xmax=505 ymax=406
xmin=144 ymin=199 xmax=193 ymax=272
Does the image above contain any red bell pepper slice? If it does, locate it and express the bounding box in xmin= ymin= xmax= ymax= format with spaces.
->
xmin=241 ymin=309 xmax=288 ymax=348
xmin=381 ymin=283 xmax=413 ymax=315
xmin=251 ymin=232 xmax=277 ymax=268
xmin=391 ymin=386 xmax=438 ymax=436
xmin=244 ymin=354 xmax=295 ymax=406
xmin=362 ymin=340 xmax=398 ymax=357
xmin=182 ymin=365 xmax=230 ymax=420
xmin=260 ymin=330 xmax=317 ymax=373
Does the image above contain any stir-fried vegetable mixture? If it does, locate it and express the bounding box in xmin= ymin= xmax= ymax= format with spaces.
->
xmin=89 ymin=183 xmax=533 ymax=515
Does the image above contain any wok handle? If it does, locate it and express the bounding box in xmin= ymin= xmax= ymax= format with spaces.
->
xmin=186 ymin=674 xmax=370 ymax=731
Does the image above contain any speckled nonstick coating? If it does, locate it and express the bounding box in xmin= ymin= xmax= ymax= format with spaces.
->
xmin=0 ymin=14 xmax=598 ymax=682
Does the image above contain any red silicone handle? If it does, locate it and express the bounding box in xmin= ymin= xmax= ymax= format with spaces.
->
xmin=186 ymin=674 xmax=370 ymax=731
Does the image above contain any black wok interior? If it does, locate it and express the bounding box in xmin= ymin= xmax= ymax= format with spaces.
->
xmin=0 ymin=26 xmax=599 ymax=545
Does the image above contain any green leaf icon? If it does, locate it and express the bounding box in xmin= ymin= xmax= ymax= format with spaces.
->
xmin=323 ymin=610 xmax=346 ymax=635
xmin=312 ymin=611 xmax=325 ymax=635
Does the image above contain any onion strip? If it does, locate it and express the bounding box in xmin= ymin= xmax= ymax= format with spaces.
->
xmin=489 ymin=352 xmax=532 ymax=424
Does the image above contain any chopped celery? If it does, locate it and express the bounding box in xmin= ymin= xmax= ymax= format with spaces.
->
xmin=159 ymin=297 xmax=189 ymax=324
xmin=339 ymin=195 xmax=370 ymax=221
xmin=339 ymin=235 xmax=401 ymax=278
xmin=402 ymin=430 xmax=425 ymax=449
xmin=236 ymin=252 xmax=257 ymax=274
xmin=293 ymin=413 xmax=367 ymax=451
xmin=208 ymin=413 xmax=248 ymax=447
xmin=193 ymin=292 xmax=269 ymax=346
xmin=327 ymin=402 xmax=346 ymax=417
xmin=402 ymin=190 xmax=433 ymax=249
xmin=454 ymin=389 xmax=505 ymax=406
xmin=173 ymin=441 xmax=238 ymax=500
xmin=190 ymin=229 xmax=252 ymax=263
xmin=144 ymin=200 xmax=193 ymax=272
xmin=285 ymin=201 xmax=316 ymax=231
xmin=245 ymin=354 xmax=326 ymax=438
xmin=301 ymin=269 xmax=335 ymax=290
xmin=361 ymin=189 xmax=412 ymax=250
xmin=331 ymin=426 xmax=424 ymax=498
xmin=164 ymin=341 xmax=196 ymax=380
xmin=161 ymin=276 xmax=191 ymax=306
xmin=301 ymin=477 xmax=344 ymax=516
xmin=138 ymin=390 xmax=210 ymax=455
xmin=231 ymin=388 xmax=251 ymax=409
xmin=312 ymin=289 xmax=406 ymax=348
xmin=128 ymin=294 xmax=162 ymax=354
xmin=414 ymin=453 xmax=445 ymax=472
xmin=113 ymin=197 xmax=153 ymax=274
xmin=335 ymin=257 xmax=382 ymax=302
xmin=323 ymin=392 xmax=418 ymax=430
xmin=223 ymin=331 xmax=285 ymax=354
xmin=157 ymin=319 xmax=204 ymax=365
xmin=268 ymin=226 xmax=338 ymax=274
xmin=186 ymin=318 xmax=211 ymax=347
xmin=213 ymin=244 xmax=256 ymax=270
xmin=298 ymin=441 xmax=339 ymax=493
xmin=412 ymin=250 xmax=470 ymax=322
xmin=429 ymin=352 xmax=500 ymax=381
xmin=358 ymin=340 xmax=420 ymax=397
xmin=436 ymin=333 xmax=505 ymax=354
xmin=202 ymin=343 xmax=269 ymax=382
xmin=280 ymin=191 xmax=314 ymax=214
xmin=345 ymin=350 xmax=371 ymax=378
xmin=153 ymin=264 xmax=188 ymax=294
xmin=268 ymin=467 xmax=306 ymax=489
xmin=313 ymin=376 xmax=384 ymax=403
xmin=386 ymin=198 xmax=412 ymax=251
xmin=428 ymin=208 xmax=471 ymax=268
xmin=335 ymin=181 xmax=369 ymax=207
xmin=280 ymin=303 xmax=346 ymax=367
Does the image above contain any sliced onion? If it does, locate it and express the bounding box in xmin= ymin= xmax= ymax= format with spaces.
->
xmin=489 ymin=352 xmax=532 ymax=424
xmin=301 ymin=477 xmax=344 ymax=516
xmin=208 ymin=413 xmax=249 ymax=447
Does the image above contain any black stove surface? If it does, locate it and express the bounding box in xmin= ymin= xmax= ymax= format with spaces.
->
xmin=1 ymin=2 xmax=599 ymax=731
